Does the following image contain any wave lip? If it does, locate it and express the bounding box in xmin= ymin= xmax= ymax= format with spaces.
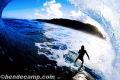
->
xmin=68 ymin=0 xmax=120 ymax=80
xmin=0 ymin=0 xmax=12 ymax=28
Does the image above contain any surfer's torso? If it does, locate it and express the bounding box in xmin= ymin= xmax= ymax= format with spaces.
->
xmin=78 ymin=50 xmax=86 ymax=60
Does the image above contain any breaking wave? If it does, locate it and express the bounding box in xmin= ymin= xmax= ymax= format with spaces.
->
xmin=0 ymin=0 xmax=120 ymax=80
xmin=68 ymin=0 xmax=120 ymax=79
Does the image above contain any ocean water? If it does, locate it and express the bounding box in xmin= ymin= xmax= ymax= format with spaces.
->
xmin=67 ymin=0 xmax=120 ymax=80
xmin=1 ymin=18 xmax=114 ymax=79
xmin=0 ymin=0 xmax=120 ymax=80
xmin=35 ymin=22 xmax=115 ymax=80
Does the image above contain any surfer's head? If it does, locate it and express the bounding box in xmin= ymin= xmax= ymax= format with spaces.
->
xmin=81 ymin=45 xmax=84 ymax=50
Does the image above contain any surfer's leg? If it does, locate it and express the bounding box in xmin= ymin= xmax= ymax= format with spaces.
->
xmin=78 ymin=59 xmax=84 ymax=71
xmin=75 ymin=57 xmax=79 ymax=62
xmin=81 ymin=59 xmax=84 ymax=67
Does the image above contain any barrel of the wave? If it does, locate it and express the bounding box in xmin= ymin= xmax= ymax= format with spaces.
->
xmin=0 ymin=0 xmax=12 ymax=28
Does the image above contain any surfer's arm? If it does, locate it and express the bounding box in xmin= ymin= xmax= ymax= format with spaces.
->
xmin=86 ymin=51 xmax=90 ymax=60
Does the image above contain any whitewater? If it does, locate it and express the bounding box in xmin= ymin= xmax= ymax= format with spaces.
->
xmin=0 ymin=0 xmax=120 ymax=80
xmin=35 ymin=22 xmax=114 ymax=80
xmin=68 ymin=0 xmax=120 ymax=79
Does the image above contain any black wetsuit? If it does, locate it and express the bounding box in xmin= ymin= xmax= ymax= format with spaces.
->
xmin=78 ymin=49 xmax=87 ymax=61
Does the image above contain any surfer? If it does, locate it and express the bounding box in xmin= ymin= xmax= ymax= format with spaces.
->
xmin=75 ymin=45 xmax=90 ymax=68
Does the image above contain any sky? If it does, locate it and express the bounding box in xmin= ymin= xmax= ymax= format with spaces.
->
xmin=2 ymin=0 xmax=79 ymax=19
xmin=2 ymin=0 xmax=103 ymax=29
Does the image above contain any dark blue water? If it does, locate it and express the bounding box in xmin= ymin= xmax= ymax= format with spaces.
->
xmin=0 ymin=19 xmax=57 ymax=72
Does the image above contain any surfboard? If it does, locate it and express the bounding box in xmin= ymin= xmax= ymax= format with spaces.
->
xmin=68 ymin=51 xmax=96 ymax=80
xmin=68 ymin=51 xmax=83 ymax=70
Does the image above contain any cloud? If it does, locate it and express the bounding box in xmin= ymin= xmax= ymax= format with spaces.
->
xmin=34 ymin=0 xmax=63 ymax=19
xmin=69 ymin=10 xmax=88 ymax=22
xmin=34 ymin=8 xmax=48 ymax=19
xmin=43 ymin=0 xmax=55 ymax=6
xmin=35 ymin=9 xmax=39 ymax=12
xmin=41 ymin=8 xmax=44 ymax=11
xmin=34 ymin=12 xmax=48 ymax=19
xmin=43 ymin=0 xmax=63 ymax=18
xmin=69 ymin=10 xmax=103 ymax=31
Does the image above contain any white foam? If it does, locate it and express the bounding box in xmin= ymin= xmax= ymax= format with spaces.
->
xmin=67 ymin=0 xmax=120 ymax=79
xmin=35 ymin=23 xmax=115 ymax=79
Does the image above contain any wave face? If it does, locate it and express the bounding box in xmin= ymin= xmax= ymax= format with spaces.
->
xmin=35 ymin=22 xmax=114 ymax=79
xmin=0 ymin=0 xmax=12 ymax=28
xmin=0 ymin=0 xmax=120 ymax=79
xmin=68 ymin=0 xmax=120 ymax=79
